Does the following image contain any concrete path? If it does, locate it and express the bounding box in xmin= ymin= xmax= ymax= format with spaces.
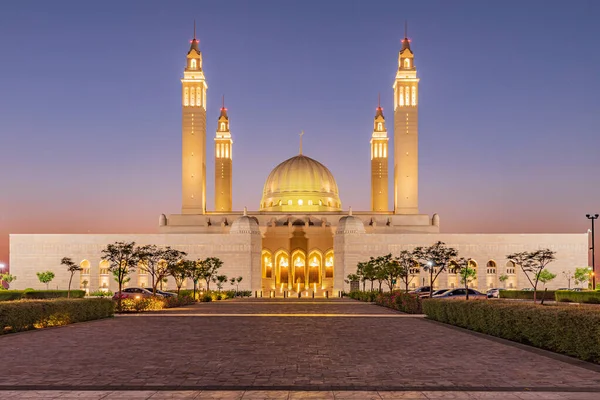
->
xmin=1 ymin=298 xmax=599 ymax=399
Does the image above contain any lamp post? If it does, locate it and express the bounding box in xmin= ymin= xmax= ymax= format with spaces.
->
xmin=586 ymin=214 xmax=599 ymax=290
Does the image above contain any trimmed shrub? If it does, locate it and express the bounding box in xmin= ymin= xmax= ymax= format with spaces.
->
xmin=164 ymin=295 xmax=195 ymax=308
xmin=499 ymin=290 xmax=557 ymax=301
xmin=89 ymin=290 xmax=113 ymax=298
xmin=556 ymin=291 xmax=600 ymax=304
xmin=347 ymin=291 xmax=379 ymax=302
xmin=118 ymin=295 xmax=196 ymax=312
xmin=375 ymin=291 xmax=422 ymax=314
xmin=422 ymin=299 xmax=600 ymax=363
xmin=200 ymin=294 xmax=213 ymax=302
xmin=0 ymin=290 xmax=86 ymax=301
xmin=1 ymin=299 xmax=114 ymax=334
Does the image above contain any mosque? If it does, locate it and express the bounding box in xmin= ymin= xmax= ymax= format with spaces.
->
xmin=9 ymin=32 xmax=587 ymax=295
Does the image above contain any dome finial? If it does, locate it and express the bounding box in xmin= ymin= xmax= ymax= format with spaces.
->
xmin=349 ymin=206 xmax=353 ymax=216
xmin=299 ymin=130 xmax=304 ymax=155
xmin=243 ymin=206 xmax=247 ymax=216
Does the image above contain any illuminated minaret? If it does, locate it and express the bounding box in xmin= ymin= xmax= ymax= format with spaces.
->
xmin=393 ymin=24 xmax=419 ymax=214
xmin=214 ymin=96 xmax=232 ymax=212
xmin=371 ymin=94 xmax=389 ymax=212
xmin=181 ymin=23 xmax=208 ymax=214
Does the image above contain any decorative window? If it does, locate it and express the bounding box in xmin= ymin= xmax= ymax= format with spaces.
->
xmin=198 ymin=87 xmax=203 ymax=106
xmin=411 ymin=86 xmax=416 ymax=106
xmin=287 ymin=200 xmax=292 ymax=206
xmin=383 ymin=144 xmax=387 ymax=158
xmin=191 ymin=59 xmax=197 ymax=69
xmin=308 ymin=200 xmax=313 ymax=206
xmin=220 ymin=122 xmax=226 ymax=131
xmin=399 ymin=87 xmax=404 ymax=106
xmin=190 ymin=87 xmax=195 ymax=106
xmin=225 ymin=144 xmax=229 ymax=158
xmin=377 ymin=122 xmax=382 ymax=131
xmin=298 ymin=199 xmax=303 ymax=206
xmin=405 ymin=86 xmax=410 ymax=106
xmin=404 ymin=58 xmax=410 ymax=68
xmin=216 ymin=144 xmax=220 ymax=158
xmin=184 ymin=87 xmax=189 ymax=106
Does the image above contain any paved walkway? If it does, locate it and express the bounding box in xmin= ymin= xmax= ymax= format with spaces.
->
xmin=1 ymin=298 xmax=599 ymax=399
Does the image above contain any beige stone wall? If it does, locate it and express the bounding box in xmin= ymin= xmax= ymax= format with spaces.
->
xmin=336 ymin=232 xmax=588 ymax=292
xmin=9 ymin=233 xmax=259 ymax=292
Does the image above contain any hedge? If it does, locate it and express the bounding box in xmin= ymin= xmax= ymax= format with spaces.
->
xmin=499 ymin=290 xmax=557 ymax=301
xmin=0 ymin=299 xmax=114 ymax=334
xmin=0 ymin=290 xmax=86 ymax=301
xmin=118 ymin=295 xmax=196 ymax=312
xmin=375 ymin=291 xmax=422 ymax=314
xmin=422 ymin=299 xmax=600 ymax=363
xmin=556 ymin=291 xmax=600 ymax=304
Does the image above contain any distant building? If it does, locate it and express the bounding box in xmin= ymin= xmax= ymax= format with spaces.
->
xmin=10 ymin=31 xmax=587 ymax=294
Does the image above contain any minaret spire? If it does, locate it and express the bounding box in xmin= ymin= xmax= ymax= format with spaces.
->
xmin=194 ymin=20 xmax=196 ymax=40
xmin=378 ymin=92 xmax=381 ymax=108
xmin=404 ymin=20 xmax=407 ymax=39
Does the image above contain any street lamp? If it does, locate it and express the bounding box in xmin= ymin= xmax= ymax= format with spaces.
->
xmin=586 ymin=214 xmax=599 ymax=290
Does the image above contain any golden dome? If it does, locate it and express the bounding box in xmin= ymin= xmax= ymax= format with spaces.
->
xmin=260 ymin=154 xmax=342 ymax=212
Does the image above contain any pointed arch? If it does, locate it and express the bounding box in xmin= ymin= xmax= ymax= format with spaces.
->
xmin=262 ymin=249 xmax=273 ymax=279
xmin=307 ymin=250 xmax=323 ymax=285
xmin=291 ymin=249 xmax=306 ymax=288
xmin=324 ymin=249 xmax=334 ymax=278
xmin=190 ymin=59 xmax=197 ymax=69
xmin=274 ymin=250 xmax=289 ymax=287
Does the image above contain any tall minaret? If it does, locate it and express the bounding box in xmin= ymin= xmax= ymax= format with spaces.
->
xmin=181 ymin=23 xmax=208 ymax=214
xmin=371 ymin=95 xmax=389 ymax=212
xmin=214 ymin=97 xmax=233 ymax=212
xmin=393 ymin=25 xmax=419 ymax=214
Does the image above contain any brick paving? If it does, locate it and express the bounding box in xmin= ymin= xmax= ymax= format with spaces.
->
xmin=1 ymin=298 xmax=599 ymax=399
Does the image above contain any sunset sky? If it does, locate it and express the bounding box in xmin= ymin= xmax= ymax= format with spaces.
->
xmin=1 ymin=0 xmax=600 ymax=269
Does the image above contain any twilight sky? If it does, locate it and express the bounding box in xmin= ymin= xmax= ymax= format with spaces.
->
xmin=1 ymin=0 xmax=600 ymax=269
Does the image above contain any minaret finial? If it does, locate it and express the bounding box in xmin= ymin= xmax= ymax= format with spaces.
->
xmin=194 ymin=20 xmax=197 ymax=40
xmin=222 ymin=95 xmax=225 ymax=109
xmin=349 ymin=206 xmax=353 ymax=216
xmin=299 ymin=130 xmax=304 ymax=155
xmin=378 ymin=93 xmax=381 ymax=108
xmin=404 ymin=20 xmax=408 ymax=39
xmin=243 ymin=206 xmax=247 ymax=216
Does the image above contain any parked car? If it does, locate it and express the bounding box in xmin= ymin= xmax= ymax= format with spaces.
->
xmin=409 ymin=286 xmax=431 ymax=297
xmin=521 ymin=288 xmax=534 ymax=291
xmin=432 ymin=288 xmax=487 ymax=300
xmin=572 ymin=288 xmax=585 ymax=292
xmin=487 ymin=288 xmax=500 ymax=298
xmin=155 ymin=289 xmax=177 ymax=298
xmin=112 ymin=287 xmax=158 ymax=300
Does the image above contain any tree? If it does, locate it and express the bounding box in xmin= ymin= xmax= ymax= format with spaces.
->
xmin=345 ymin=273 xmax=360 ymax=291
xmin=213 ymin=274 xmax=228 ymax=292
xmin=161 ymin=247 xmax=188 ymax=292
xmin=370 ymin=256 xmax=388 ymax=292
xmin=507 ymin=249 xmax=556 ymax=303
xmin=414 ymin=241 xmax=459 ymax=298
xmin=138 ymin=245 xmax=169 ymax=295
xmin=450 ymin=258 xmax=477 ymax=299
xmin=0 ymin=273 xmax=16 ymax=290
xmin=61 ymin=257 xmax=82 ymax=298
xmin=355 ymin=262 xmax=368 ymax=291
xmin=36 ymin=271 xmax=55 ymax=290
xmin=375 ymin=254 xmax=402 ymax=292
xmin=230 ymin=276 xmax=243 ymax=295
xmin=396 ymin=250 xmax=417 ymax=292
xmin=101 ymin=241 xmax=141 ymax=311
xmin=169 ymin=259 xmax=193 ymax=296
xmin=197 ymin=257 xmax=223 ymax=291
xmin=574 ymin=267 xmax=592 ymax=288
xmin=498 ymin=274 xmax=509 ymax=288
xmin=561 ymin=271 xmax=574 ymax=290
xmin=538 ymin=269 xmax=556 ymax=289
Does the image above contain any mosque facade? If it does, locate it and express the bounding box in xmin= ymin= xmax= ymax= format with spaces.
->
xmin=9 ymin=33 xmax=588 ymax=294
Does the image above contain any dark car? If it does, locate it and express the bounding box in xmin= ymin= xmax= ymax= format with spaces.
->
xmin=155 ymin=289 xmax=177 ymax=298
xmin=408 ymin=286 xmax=431 ymax=295
xmin=433 ymin=288 xmax=487 ymax=300
xmin=112 ymin=287 xmax=159 ymax=300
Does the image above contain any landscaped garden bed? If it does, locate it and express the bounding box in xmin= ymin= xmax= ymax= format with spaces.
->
xmin=347 ymin=290 xmax=423 ymax=314
xmin=0 ymin=298 xmax=114 ymax=334
xmin=422 ymin=299 xmax=600 ymax=363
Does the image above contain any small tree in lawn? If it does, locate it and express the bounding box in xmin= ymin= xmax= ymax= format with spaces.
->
xmin=396 ymin=250 xmax=417 ymax=292
xmin=498 ymin=274 xmax=509 ymax=288
xmin=451 ymin=258 xmax=477 ymax=300
xmin=36 ymin=271 xmax=55 ymax=290
xmin=61 ymin=257 xmax=82 ymax=298
xmin=508 ymin=249 xmax=556 ymax=303
xmin=0 ymin=273 xmax=16 ymax=290
xmin=229 ymin=276 xmax=243 ymax=295
xmin=345 ymin=273 xmax=360 ymax=291
xmin=214 ymin=274 xmax=228 ymax=292
xmin=161 ymin=247 xmax=188 ymax=292
xmin=538 ymin=270 xmax=556 ymax=289
xmin=574 ymin=267 xmax=592 ymax=289
xmin=138 ymin=245 xmax=169 ymax=295
xmin=169 ymin=259 xmax=193 ymax=296
xmin=414 ymin=241 xmax=459 ymax=298
xmin=561 ymin=271 xmax=574 ymax=290
xmin=198 ymin=257 xmax=223 ymax=291
xmin=101 ymin=241 xmax=141 ymax=311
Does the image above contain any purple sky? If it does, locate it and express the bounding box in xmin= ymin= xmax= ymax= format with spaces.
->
xmin=1 ymin=0 xmax=600 ymax=269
